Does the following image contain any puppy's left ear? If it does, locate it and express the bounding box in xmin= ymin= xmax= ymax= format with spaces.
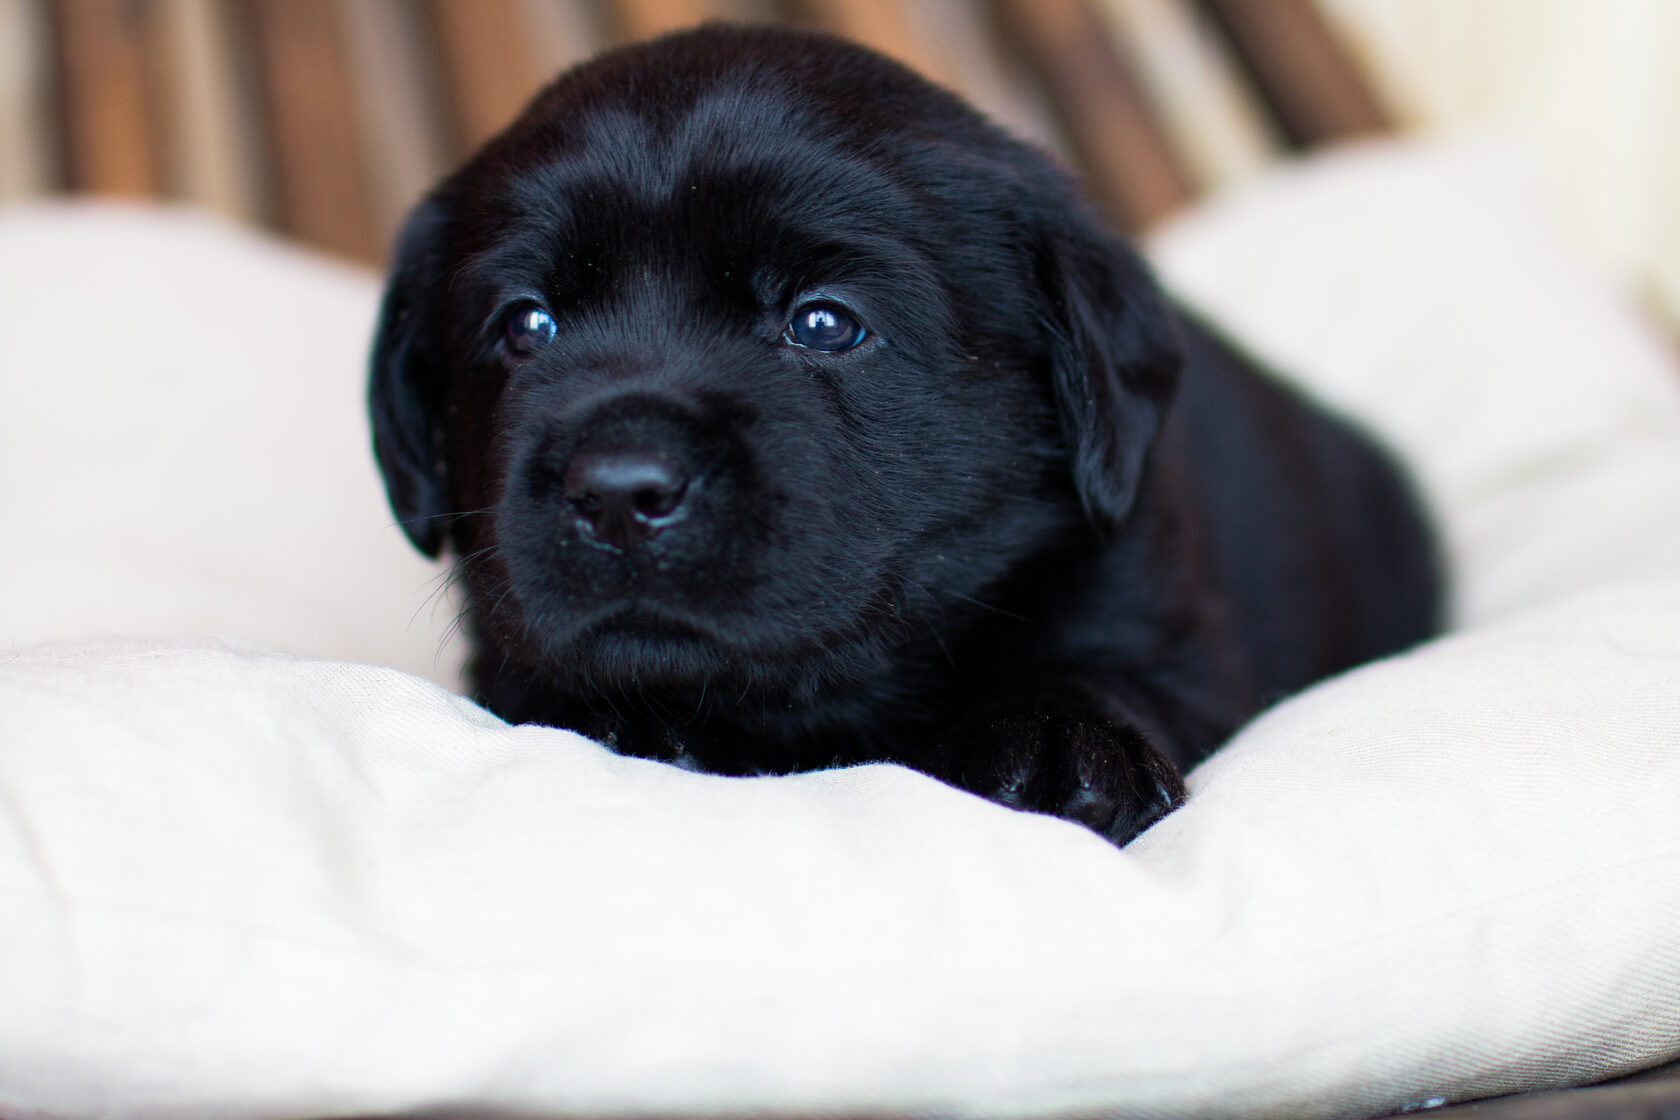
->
xmin=1038 ymin=216 xmax=1183 ymax=529
xmin=369 ymin=199 xmax=451 ymax=558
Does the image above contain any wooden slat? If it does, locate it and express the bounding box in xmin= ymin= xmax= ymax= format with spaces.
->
xmin=426 ymin=0 xmax=545 ymax=152
xmin=993 ymin=0 xmax=1194 ymax=233
xmin=0 ymin=0 xmax=61 ymax=197
xmin=341 ymin=0 xmax=451 ymax=255
xmin=515 ymin=0 xmax=607 ymax=81
xmin=792 ymin=0 xmax=957 ymax=89
xmin=1195 ymin=0 xmax=1389 ymax=148
xmin=1097 ymin=0 xmax=1280 ymax=191
xmin=153 ymin=0 xmax=267 ymax=222
xmin=607 ymin=0 xmax=735 ymax=43
xmin=907 ymin=0 xmax=1071 ymax=158
xmin=795 ymin=0 xmax=1074 ymax=162
xmin=244 ymin=0 xmax=377 ymax=261
xmin=50 ymin=0 xmax=162 ymax=196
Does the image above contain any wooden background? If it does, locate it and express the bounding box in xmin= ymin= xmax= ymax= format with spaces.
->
xmin=0 ymin=0 xmax=1387 ymax=264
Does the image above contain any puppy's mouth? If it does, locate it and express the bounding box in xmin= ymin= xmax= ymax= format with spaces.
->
xmin=544 ymin=605 xmax=737 ymax=689
xmin=516 ymin=594 xmax=892 ymax=702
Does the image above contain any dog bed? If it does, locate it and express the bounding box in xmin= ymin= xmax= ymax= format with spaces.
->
xmin=3 ymin=137 xmax=1679 ymax=1119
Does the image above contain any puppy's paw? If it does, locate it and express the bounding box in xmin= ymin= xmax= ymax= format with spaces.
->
xmin=939 ymin=698 xmax=1187 ymax=846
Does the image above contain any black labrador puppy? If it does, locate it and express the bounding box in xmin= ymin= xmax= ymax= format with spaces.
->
xmin=370 ymin=25 xmax=1441 ymax=845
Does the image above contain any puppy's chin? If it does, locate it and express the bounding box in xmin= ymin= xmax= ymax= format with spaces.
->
xmin=560 ymin=609 xmax=733 ymax=691
xmin=495 ymin=588 xmax=906 ymax=707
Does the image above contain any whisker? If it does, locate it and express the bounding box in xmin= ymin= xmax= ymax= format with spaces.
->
xmin=945 ymin=591 xmax=1028 ymax=623
xmin=433 ymin=599 xmax=479 ymax=669
xmin=381 ymin=505 xmax=497 ymax=536
xmin=409 ymin=543 xmax=496 ymax=631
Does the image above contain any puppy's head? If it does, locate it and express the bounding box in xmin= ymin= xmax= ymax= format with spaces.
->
xmin=371 ymin=25 xmax=1181 ymax=702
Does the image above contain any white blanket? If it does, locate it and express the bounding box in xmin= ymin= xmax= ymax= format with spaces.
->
xmin=3 ymin=137 xmax=1679 ymax=1119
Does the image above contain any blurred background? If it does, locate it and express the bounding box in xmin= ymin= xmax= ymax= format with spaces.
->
xmin=1 ymin=0 xmax=1677 ymax=333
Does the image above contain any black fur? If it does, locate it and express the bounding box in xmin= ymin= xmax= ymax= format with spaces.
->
xmin=370 ymin=25 xmax=1441 ymax=845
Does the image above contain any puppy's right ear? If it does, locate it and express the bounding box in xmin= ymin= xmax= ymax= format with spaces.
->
xmin=1036 ymin=211 xmax=1183 ymax=531
xmin=370 ymin=200 xmax=450 ymax=558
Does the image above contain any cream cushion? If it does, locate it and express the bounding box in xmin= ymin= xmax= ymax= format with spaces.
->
xmin=0 ymin=204 xmax=466 ymax=686
xmin=2 ymin=137 xmax=1679 ymax=1119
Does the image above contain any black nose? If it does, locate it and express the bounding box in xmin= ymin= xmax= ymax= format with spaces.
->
xmin=563 ymin=448 xmax=691 ymax=550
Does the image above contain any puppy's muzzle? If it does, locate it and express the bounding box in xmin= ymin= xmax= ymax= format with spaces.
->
xmin=510 ymin=390 xmax=719 ymax=566
xmin=563 ymin=446 xmax=691 ymax=551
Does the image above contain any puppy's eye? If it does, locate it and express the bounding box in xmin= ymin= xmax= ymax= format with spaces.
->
xmin=785 ymin=303 xmax=866 ymax=352
xmin=503 ymin=304 xmax=557 ymax=357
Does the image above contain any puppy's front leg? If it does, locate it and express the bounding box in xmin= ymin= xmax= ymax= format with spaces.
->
xmin=930 ymin=697 xmax=1187 ymax=846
